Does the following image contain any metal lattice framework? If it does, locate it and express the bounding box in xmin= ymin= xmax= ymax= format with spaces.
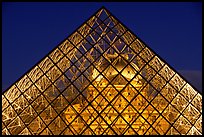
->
xmin=2 ymin=7 xmax=202 ymax=135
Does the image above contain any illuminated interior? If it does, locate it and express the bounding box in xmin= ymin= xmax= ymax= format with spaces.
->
xmin=64 ymin=53 xmax=169 ymax=135
xmin=2 ymin=7 xmax=202 ymax=135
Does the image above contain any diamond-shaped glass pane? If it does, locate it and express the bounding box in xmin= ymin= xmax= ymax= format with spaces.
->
xmin=59 ymin=40 xmax=75 ymax=55
xmin=19 ymin=106 xmax=37 ymax=126
xmin=180 ymin=83 xmax=197 ymax=102
xmin=49 ymin=48 xmax=64 ymax=64
xmin=169 ymin=74 xmax=186 ymax=91
xmin=38 ymin=57 xmax=54 ymax=73
xmin=46 ymin=66 xmax=62 ymax=82
xmin=162 ymin=104 xmax=180 ymax=124
xmin=191 ymin=93 xmax=202 ymax=112
xmin=4 ymin=85 xmax=21 ymax=105
xmin=24 ymin=84 xmax=41 ymax=104
xmin=172 ymin=93 xmax=188 ymax=112
xmin=182 ymin=104 xmax=201 ymax=125
xmin=159 ymin=64 xmax=175 ymax=81
xmin=160 ymin=83 xmax=178 ymax=102
xmin=16 ymin=75 xmax=33 ymax=93
xmin=139 ymin=47 xmax=155 ymax=62
xmin=173 ymin=115 xmax=192 ymax=135
xmin=35 ymin=75 xmax=52 ymax=92
xmin=27 ymin=66 xmax=44 ymax=83
xmin=152 ymin=115 xmax=170 ymax=134
xmin=68 ymin=32 xmax=84 ymax=46
xmin=7 ymin=116 xmax=25 ymax=135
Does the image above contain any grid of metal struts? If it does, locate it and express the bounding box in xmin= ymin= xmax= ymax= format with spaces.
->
xmin=2 ymin=7 xmax=202 ymax=135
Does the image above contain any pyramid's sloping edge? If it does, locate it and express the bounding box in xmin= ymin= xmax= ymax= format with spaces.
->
xmin=2 ymin=6 xmax=201 ymax=94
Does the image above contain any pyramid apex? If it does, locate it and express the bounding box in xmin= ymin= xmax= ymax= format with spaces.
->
xmin=97 ymin=6 xmax=110 ymax=14
xmin=100 ymin=6 xmax=107 ymax=9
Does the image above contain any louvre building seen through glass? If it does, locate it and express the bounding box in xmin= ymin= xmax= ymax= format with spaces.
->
xmin=2 ymin=7 xmax=202 ymax=135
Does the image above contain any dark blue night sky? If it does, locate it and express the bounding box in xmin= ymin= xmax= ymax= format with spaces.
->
xmin=2 ymin=2 xmax=202 ymax=91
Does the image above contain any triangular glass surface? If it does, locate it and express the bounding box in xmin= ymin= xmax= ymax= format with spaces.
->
xmin=2 ymin=7 xmax=202 ymax=135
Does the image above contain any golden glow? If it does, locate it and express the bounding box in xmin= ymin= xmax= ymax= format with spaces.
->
xmin=64 ymin=54 xmax=170 ymax=135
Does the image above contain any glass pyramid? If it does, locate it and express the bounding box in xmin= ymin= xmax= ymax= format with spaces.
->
xmin=2 ymin=7 xmax=202 ymax=135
